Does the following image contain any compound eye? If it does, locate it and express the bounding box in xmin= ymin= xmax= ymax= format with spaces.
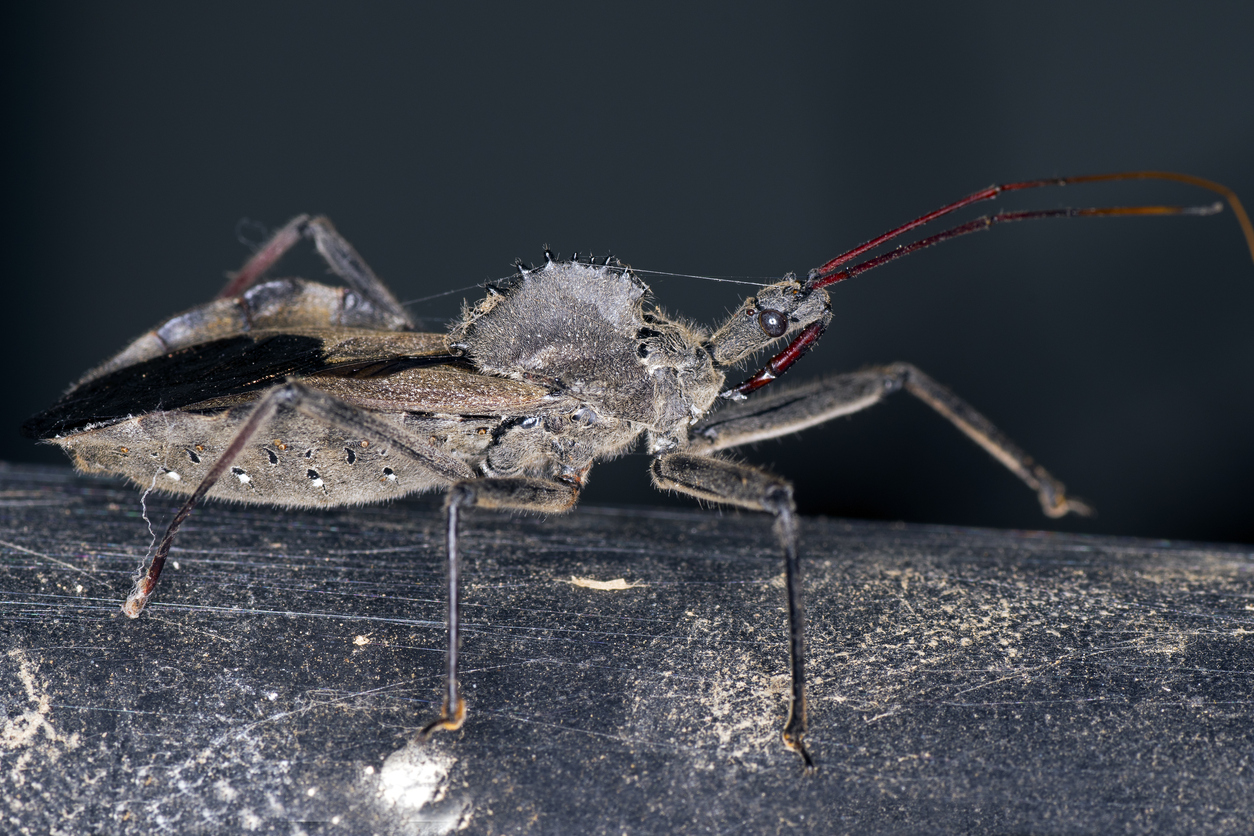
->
xmin=758 ymin=309 xmax=788 ymax=337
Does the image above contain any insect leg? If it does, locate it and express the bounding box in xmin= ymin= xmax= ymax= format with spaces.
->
xmin=303 ymin=216 xmax=414 ymax=330
xmin=421 ymin=477 xmax=579 ymax=739
xmin=649 ymin=453 xmax=813 ymax=769
xmin=218 ymin=214 xmax=311 ymax=299
xmin=695 ymin=364 xmax=1091 ymax=518
xmin=123 ymin=381 xmax=475 ymax=617
xmin=218 ymin=214 xmax=413 ymax=331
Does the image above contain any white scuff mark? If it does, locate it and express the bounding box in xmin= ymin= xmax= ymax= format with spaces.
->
xmin=353 ymin=635 xmax=371 ymax=646
xmin=569 ymin=575 xmax=644 ymax=591
xmin=2 ymin=649 xmax=81 ymax=788
xmin=621 ymin=613 xmax=779 ymax=769
xmin=375 ymin=742 xmax=472 ymax=833
xmin=0 ymin=537 xmax=96 ymax=582
xmin=379 ymin=746 xmax=451 ymax=807
xmin=214 ymin=779 xmax=238 ymax=801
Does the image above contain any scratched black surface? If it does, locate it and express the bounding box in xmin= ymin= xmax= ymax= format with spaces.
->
xmin=2 ymin=463 xmax=1252 ymax=835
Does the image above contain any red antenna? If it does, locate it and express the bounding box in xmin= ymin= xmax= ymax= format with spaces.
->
xmin=724 ymin=171 xmax=1254 ymax=399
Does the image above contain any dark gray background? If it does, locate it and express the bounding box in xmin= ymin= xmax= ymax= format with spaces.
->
xmin=5 ymin=2 xmax=1253 ymax=542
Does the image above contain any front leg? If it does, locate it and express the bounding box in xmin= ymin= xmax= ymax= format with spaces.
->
xmin=421 ymin=477 xmax=580 ymax=738
xmin=694 ymin=363 xmax=1092 ymax=518
xmin=650 ymin=453 xmax=813 ymax=769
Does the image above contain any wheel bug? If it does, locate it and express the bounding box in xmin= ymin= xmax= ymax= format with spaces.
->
xmin=23 ymin=170 xmax=1254 ymax=769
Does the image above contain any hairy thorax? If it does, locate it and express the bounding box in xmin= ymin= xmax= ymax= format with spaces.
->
xmin=451 ymin=259 xmax=724 ymax=458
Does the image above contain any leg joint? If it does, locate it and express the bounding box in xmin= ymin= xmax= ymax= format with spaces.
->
xmin=763 ymin=482 xmax=795 ymax=516
xmin=446 ymin=481 xmax=476 ymax=510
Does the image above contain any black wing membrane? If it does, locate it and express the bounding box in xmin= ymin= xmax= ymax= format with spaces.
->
xmin=23 ymin=334 xmax=465 ymax=439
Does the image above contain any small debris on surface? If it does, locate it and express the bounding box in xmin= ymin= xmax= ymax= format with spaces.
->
xmin=568 ymin=576 xmax=644 ymax=591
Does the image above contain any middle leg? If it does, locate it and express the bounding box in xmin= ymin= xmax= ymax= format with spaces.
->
xmin=650 ymin=452 xmax=813 ymax=768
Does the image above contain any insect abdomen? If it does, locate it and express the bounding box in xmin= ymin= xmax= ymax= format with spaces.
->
xmin=53 ymin=407 xmax=452 ymax=508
